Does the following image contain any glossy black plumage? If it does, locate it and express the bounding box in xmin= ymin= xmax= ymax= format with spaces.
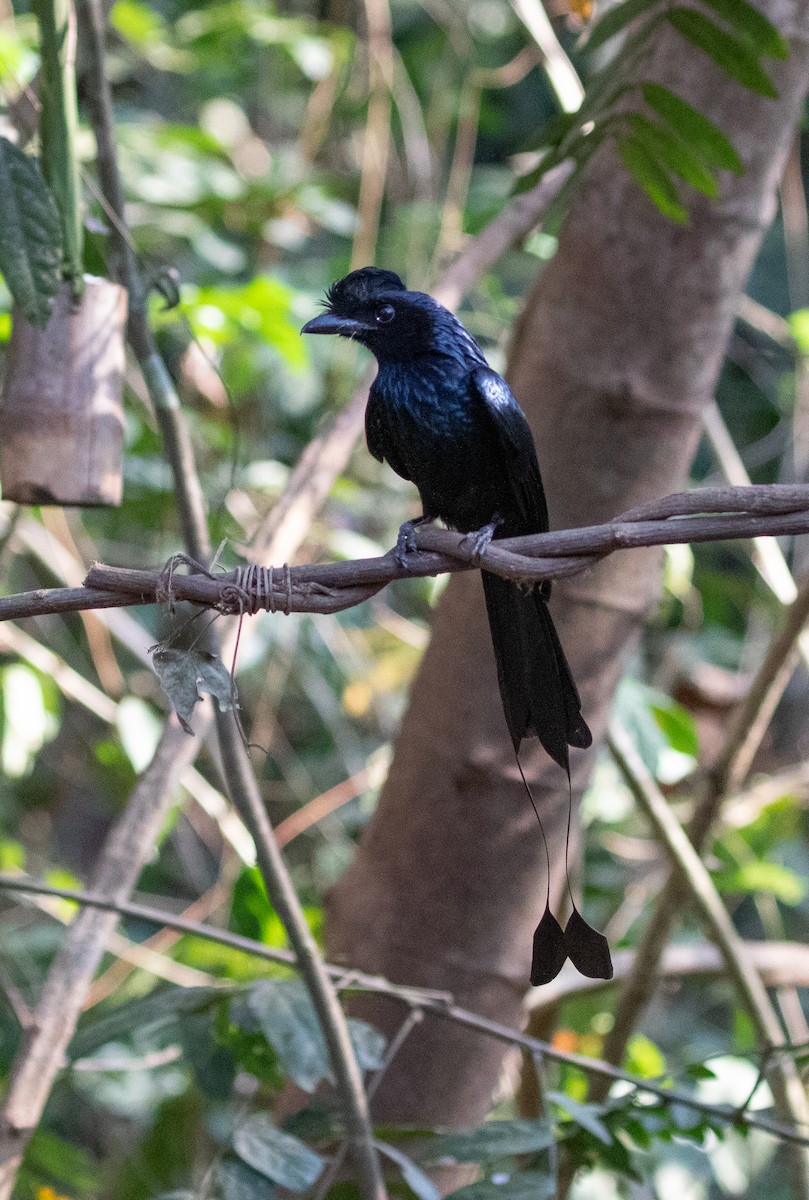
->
xmin=303 ymin=267 xmax=592 ymax=769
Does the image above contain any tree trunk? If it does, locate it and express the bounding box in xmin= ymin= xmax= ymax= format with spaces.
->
xmin=326 ymin=0 xmax=809 ymax=1131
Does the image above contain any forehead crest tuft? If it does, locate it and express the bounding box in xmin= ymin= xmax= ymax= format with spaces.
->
xmin=326 ymin=267 xmax=406 ymax=311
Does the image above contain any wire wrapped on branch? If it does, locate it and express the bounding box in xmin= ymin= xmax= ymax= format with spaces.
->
xmin=3 ymin=484 xmax=809 ymax=624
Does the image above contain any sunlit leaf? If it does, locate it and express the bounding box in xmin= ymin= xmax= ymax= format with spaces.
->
xmin=625 ymin=1033 xmax=667 ymax=1080
xmin=649 ymin=699 xmax=699 ymax=756
xmin=1 ymin=663 xmax=58 ymax=777
xmin=685 ymin=1062 xmax=717 ymax=1080
xmin=185 ymin=276 xmax=307 ymax=368
xmin=789 ymin=308 xmax=809 ymax=353
xmin=712 ymin=859 xmax=806 ymax=904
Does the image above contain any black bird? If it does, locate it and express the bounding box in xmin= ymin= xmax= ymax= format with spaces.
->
xmin=303 ymin=267 xmax=611 ymax=985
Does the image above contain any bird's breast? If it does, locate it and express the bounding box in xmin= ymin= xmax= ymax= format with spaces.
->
xmin=374 ymin=365 xmax=503 ymax=530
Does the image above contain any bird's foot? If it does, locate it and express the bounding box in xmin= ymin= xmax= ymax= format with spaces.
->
xmin=395 ymin=516 xmax=430 ymax=568
xmin=463 ymin=514 xmax=504 ymax=564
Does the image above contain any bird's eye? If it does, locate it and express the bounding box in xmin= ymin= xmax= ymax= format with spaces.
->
xmin=375 ymin=303 xmax=395 ymax=324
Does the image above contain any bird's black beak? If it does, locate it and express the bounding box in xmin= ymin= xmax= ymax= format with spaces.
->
xmin=301 ymin=312 xmax=369 ymax=337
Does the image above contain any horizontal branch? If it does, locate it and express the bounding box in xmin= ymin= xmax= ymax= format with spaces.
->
xmin=3 ymin=874 xmax=809 ymax=1149
xmin=3 ymin=485 xmax=809 ymax=624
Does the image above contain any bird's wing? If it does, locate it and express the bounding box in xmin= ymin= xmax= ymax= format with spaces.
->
xmin=470 ymin=366 xmax=549 ymax=531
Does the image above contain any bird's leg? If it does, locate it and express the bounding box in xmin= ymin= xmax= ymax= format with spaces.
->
xmin=463 ymin=513 xmax=504 ymax=563
xmin=395 ymin=515 xmax=432 ymax=568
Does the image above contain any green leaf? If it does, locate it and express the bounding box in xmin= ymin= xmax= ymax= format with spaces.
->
xmin=625 ymin=1033 xmax=667 ymax=1080
xmin=547 ymin=1093 xmax=612 ymax=1145
xmin=684 ymin=1062 xmax=717 ymax=1080
xmin=246 ymin=979 xmax=331 ymax=1092
xmin=0 ymin=136 xmax=62 ymax=328
xmin=246 ymin=980 xmax=386 ymax=1089
xmin=624 ymin=113 xmax=718 ymax=198
xmin=712 ymin=859 xmax=806 ymax=904
xmin=641 ymin=84 xmax=743 ymax=174
xmin=375 ymin=1142 xmax=440 ymax=1200
xmin=445 ymin=1173 xmax=556 ymax=1200
xmin=790 ymin=307 xmax=809 ymax=353
xmin=70 ymin=985 xmax=231 ymax=1058
xmin=424 ymin=1120 xmax=554 ymax=1163
xmin=581 ymin=0 xmax=657 ymax=54
xmin=232 ymin=1115 xmax=324 ymax=1192
xmin=24 ymin=1131 xmax=100 ymax=1195
xmin=347 ymin=1018 xmax=387 ymax=1071
xmin=666 ymin=9 xmax=778 ymax=98
xmin=216 ymin=1159 xmax=276 ymax=1200
xmin=616 ymin=133 xmax=689 ymax=223
xmin=649 ymin=698 xmax=700 ymax=756
xmin=700 ymin=0 xmax=789 ymax=59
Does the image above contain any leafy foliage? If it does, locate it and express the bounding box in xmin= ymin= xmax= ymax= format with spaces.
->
xmin=518 ymin=0 xmax=787 ymax=220
xmin=0 ymin=136 xmax=62 ymax=327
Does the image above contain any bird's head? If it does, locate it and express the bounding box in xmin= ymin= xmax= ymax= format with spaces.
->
xmin=302 ymin=267 xmax=459 ymax=363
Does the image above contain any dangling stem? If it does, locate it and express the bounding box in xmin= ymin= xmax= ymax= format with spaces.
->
xmin=516 ymin=752 xmax=552 ymax=911
xmin=562 ymin=762 xmax=577 ymax=913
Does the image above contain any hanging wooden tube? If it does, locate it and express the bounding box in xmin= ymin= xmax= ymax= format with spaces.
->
xmin=0 ymin=277 xmax=127 ymax=506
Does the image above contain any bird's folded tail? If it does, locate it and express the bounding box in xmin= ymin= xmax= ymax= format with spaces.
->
xmin=482 ymin=571 xmax=612 ymax=986
xmin=481 ymin=571 xmax=592 ymax=765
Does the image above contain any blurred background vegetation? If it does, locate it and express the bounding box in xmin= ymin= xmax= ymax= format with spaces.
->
xmin=0 ymin=0 xmax=807 ymax=1197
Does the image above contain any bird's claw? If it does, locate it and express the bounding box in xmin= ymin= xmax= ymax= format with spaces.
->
xmin=463 ymin=515 xmax=504 ymax=564
xmin=395 ymin=520 xmax=422 ymax=569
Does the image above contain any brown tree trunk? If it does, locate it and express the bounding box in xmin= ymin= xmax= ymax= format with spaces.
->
xmin=326 ymin=0 xmax=809 ymax=1131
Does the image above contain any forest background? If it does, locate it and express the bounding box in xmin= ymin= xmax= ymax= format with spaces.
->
xmin=0 ymin=1 xmax=809 ymax=1199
